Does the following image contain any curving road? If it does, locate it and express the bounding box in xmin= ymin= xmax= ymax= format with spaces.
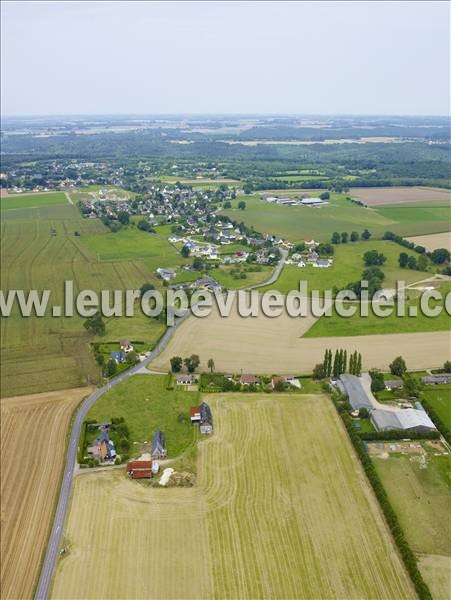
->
xmin=34 ymin=249 xmax=288 ymax=599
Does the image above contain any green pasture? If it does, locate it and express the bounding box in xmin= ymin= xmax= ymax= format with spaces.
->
xmin=422 ymin=384 xmax=451 ymax=430
xmin=262 ymin=240 xmax=431 ymax=296
xmin=304 ymin=286 xmax=450 ymax=337
xmin=0 ymin=192 xmax=68 ymax=211
xmin=79 ymin=225 xmax=189 ymax=271
xmin=221 ymin=193 xmax=450 ymax=242
xmin=86 ymin=374 xmax=200 ymax=457
xmin=373 ymin=450 xmax=451 ymax=556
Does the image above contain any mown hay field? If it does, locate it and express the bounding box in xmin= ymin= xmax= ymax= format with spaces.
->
xmin=1 ymin=387 xmax=91 ymax=600
xmin=150 ymin=298 xmax=451 ymax=374
xmin=351 ymin=186 xmax=451 ymax=206
xmin=51 ymin=394 xmax=414 ymax=599
xmin=406 ymin=232 xmax=451 ymax=252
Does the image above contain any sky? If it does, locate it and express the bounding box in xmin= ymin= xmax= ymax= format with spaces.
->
xmin=1 ymin=1 xmax=449 ymax=116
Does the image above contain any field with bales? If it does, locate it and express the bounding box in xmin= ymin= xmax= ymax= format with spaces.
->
xmin=0 ymin=387 xmax=91 ymax=600
xmin=51 ymin=394 xmax=414 ymax=599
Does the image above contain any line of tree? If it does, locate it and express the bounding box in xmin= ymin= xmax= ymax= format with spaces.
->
xmin=398 ymin=252 xmax=428 ymax=271
xmin=329 ymin=390 xmax=432 ymax=600
xmin=331 ymin=229 xmax=371 ymax=244
xmin=170 ymin=354 xmax=200 ymax=373
xmin=384 ymin=231 xmax=449 ymax=265
xmin=313 ymin=349 xmax=362 ymax=379
xmin=358 ymin=429 xmax=439 ymax=442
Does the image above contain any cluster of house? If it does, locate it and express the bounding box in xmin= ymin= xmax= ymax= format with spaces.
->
xmin=265 ymin=195 xmax=327 ymax=207
xmin=156 ymin=269 xmax=222 ymax=293
xmin=83 ymin=183 xmax=235 ymax=225
xmin=190 ymin=402 xmax=213 ymax=434
xmin=339 ymin=374 xmax=437 ymax=433
xmin=286 ymin=240 xmax=332 ymax=269
xmin=87 ymin=423 xmax=117 ymax=463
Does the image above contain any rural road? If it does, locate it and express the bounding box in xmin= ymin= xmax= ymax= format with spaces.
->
xmin=35 ymin=249 xmax=288 ymax=599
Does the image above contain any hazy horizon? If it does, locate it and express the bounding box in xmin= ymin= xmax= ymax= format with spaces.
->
xmin=1 ymin=1 xmax=449 ymax=117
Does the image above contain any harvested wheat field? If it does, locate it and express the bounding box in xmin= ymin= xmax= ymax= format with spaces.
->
xmin=351 ymin=186 xmax=451 ymax=206
xmin=52 ymin=395 xmax=414 ymax=599
xmin=151 ymin=304 xmax=450 ymax=374
xmin=406 ymin=232 xmax=451 ymax=252
xmin=0 ymin=387 xmax=90 ymax=600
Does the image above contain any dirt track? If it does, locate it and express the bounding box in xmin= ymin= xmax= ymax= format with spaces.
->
xmin=0 ymin=387 xmax=91 ymax=600
xmin=151 ymin=304 xmax=451 ymax=374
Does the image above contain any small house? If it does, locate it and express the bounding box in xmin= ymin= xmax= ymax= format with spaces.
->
xmin=177 ymin=374 xmax=193 ymax=385
xmin=119 ymin=339 xmax=134 ymax=353
xmin=384 ymin=380 xmax=403 ymax=391
xmin=240 ymin=374 xmax=259 ymax=386
xmin=110 ymin=351 xmax=125 ymax=363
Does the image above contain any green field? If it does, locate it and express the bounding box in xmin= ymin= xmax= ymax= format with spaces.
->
xmin=0 ymin=192 xmax=68 ymax=211
xmin=262 ymin=240 xmax=431 ymax=296
xmin=86 ymin=374 xmax=199 ymax=457
xmin=80 ymin=224 xmax=189 ymax=270
xmin=372 ymin=448 xmax=451 ymax=557
xmin=221 ymin=193 xmax=450 ymax=242
xmin=422 ymin=384 xmax=451 ymax=430
xmin=305 ymin=282 xmax=451 ymax=337
xmin=0 ymin=205 xmax=166 ymax=397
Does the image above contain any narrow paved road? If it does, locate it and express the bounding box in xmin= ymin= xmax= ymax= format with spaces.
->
xmin=35 ymin=249 xmax=288 ymax=599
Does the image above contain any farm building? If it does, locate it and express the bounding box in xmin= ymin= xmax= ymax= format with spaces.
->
xmin=190 ymin=406 xmax=201 ymax=423
xmin=199 ymin=402 xmax=213 ymax=435
xmin=300 ymin=197 xmax=324 ymax=205
xmin=339 ymin=375 xmax=374 ymax=412
xmin=422 ymin=374 xmax=451 ymax=385
xmin=126 ymin=460 xmax=152 ymax=479
xmin=151 ymin=430 xmax=167 ymax=459
xmin=370 ymin=409 xmax=436 ymax=433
